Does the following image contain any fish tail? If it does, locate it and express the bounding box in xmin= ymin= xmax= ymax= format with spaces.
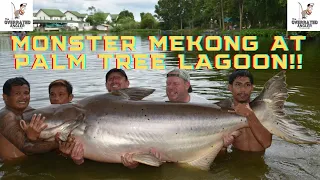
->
xmin=251 ymin=71 xmax=319 ymax=144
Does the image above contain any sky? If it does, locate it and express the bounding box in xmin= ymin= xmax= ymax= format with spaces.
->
xmin=33 ymin=0 xmax=159 ymax=21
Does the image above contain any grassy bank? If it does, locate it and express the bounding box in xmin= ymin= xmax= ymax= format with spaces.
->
xmin=7 ymin=28 xmax=319 ymax=38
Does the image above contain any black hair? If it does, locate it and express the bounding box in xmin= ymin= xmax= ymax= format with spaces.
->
xmin=3 ymin=77 xmax=30 ymax=96
xmin=49 ymin=79 xmax=73 ymax=95
xmin=228 ymin=70 xmax=254 ymax=85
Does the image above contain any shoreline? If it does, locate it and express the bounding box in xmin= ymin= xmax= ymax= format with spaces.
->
xmin=1 ymin=29 xmax=319 ymax=38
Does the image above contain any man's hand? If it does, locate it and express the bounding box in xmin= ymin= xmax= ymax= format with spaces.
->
xmin=71 ymin=143 xmax=84 ymax=165
xmin=223 ymin=130 xmax=242 ymax=148
xmin=20 ymin=114 xmax=48 ymax=141
xmin=232 ymin=103 xmax=253 ymax=117
xmin=121 ymin=153 xmax=139 ymax=169
xmin=55 ymin=133 xmax=85 ymax=165
xmin=56 ymin=133 xmax=76 ymax=156
xmin=223 ymin=134 xmax=235 ymax=148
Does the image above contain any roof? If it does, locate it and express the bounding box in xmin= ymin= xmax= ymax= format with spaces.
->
xmin=111 ymin=14 xmax=118 ymax=20
xmin=65 ymin=11 xmax=87 ymax=18
xmin=38 ymin=9 xmax=65 ymax=17
xmin=33 ymin=19 xmax=80 ymax=23
xmin=102 ymin=13 xmax=110 ymax=17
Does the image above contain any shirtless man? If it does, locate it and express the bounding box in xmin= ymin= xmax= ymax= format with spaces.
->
xmin=0 ymin=77 xmax=58 ymax=162
xmin=121 ymin=70 xmax=272 ymax=168
xmin=217 ymin=70 xmax=272 ymax=152
xmin=26 ymin=78 xmax=136 ymax=167
xmin=47 ymin=79 xmax=84 ymax=165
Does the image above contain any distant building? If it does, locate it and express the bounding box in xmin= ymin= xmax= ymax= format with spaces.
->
xmin=32 ymin=8 xmax=118 ymax=31
xmin=35 ymin=9 xmax=65 ymax=20
xmin=64 ymin=11 xmax=89 ymax=29
xmin=111 ymin=14 xmax=119 ymax=22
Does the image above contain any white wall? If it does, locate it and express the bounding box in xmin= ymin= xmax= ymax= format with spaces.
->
xmin=36 ymin=11 xmax=50 ymax=20
xmin=104 ymin=15 xmax=112 ymax=23
xmin=64 ymin=12 xmax=80 ymax=21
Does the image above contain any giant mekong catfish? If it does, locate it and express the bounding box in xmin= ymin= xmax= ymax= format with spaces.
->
xmin=23 ymin=71 xmax=320 ymax=170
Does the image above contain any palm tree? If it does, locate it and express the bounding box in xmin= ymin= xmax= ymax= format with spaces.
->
xmin=87 ymin=6 xmax=96 ymax=15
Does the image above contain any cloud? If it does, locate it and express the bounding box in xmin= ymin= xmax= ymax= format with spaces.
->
xmin=33 ymin=0 xmax=158 ymax=21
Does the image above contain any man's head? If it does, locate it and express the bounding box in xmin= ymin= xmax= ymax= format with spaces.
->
xmin=228 ymin=70 xmax=254 ymax=103
xmin=49 ymin=79 xmax=73 ymax=104
xmin=166 ymin=68 xmax=192 ymax=102
xmin=19 ymin=3 xmax=26 ymax=14
xmin=105 ymin=68 xmax=130 ymax=92
xmin=2 ymin=77 xmax=30 ymax=112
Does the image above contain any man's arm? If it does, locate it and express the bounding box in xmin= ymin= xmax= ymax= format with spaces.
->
xmin=234 ymin=103 xmax=272 ymax=149
xmin=0 ymin=112 xmax=58 ymax=155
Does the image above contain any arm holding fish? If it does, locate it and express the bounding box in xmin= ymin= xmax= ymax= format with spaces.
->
xmin=233 ymin=103 xmax=272 ymax=149
xmin=218 ymin=130 xmax=241 ymax=155
xmin=20 ymin=114 xmax=85 ymax=164
xmin=55 ymin=133 xmax=85 ymax=165
xmin=0 ymin=112 xmax=59 ymax=155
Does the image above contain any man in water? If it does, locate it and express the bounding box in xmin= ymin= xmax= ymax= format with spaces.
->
xmin=216 ymin=70 xmax=272 ymax=152
xmin=164 ymin=68 xmax=210 ymax=103
xmin=0 ymin=77 xmax=58 ymax=161
xmin=47 ymin=79 xmax=84 ymax=164
xmin=105 ymin=68 xmax=130 ymax=92
xmin=48 ymin=79 xmax=74 ymax=104
xmin=23 ymin=77 xmax=137 ymax=167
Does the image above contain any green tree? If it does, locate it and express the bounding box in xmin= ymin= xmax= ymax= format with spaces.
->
xmin=118 ymin=10 xmax=135 ymax=21
xmin=154 ymin=0 xmax=288 ymax=30
xmin=140 ymin=13 xmax=156 ymax=29
xmin=85 ymin=11 xmax=106 ymax=27
xmin=87 ymin=6 xmax=96 ymax=15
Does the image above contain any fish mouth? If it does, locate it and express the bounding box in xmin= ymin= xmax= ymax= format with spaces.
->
xmin=40 ymin=112 xmax=86 ymax=141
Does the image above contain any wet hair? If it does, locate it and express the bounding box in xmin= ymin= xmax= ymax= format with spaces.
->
xmin=228 ymin=70 xmax=254 ymax=85
xmin=49 ymin=79 xmax=73 ymax=95
xmin=3 ymin=77 xmax=30 ymax=96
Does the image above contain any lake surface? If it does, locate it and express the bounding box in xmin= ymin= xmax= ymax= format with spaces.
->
xmin=0 ymin=33 xmax=319 ymax=180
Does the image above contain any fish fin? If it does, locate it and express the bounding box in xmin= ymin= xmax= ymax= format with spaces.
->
xmin=251 ymin=71 xmax=320 ymax=144
xmin=186 ymin=141 xmax=223 ymax=171
xmin=131 ymin=153 xmax=162 ymax=167
xmin=112 ymin=87 xmax=156 ymax=100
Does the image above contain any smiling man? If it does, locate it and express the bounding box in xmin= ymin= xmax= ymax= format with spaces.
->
xmin=0 ymin=77 xmax=58 ymax=162
xmin=105 ymin=68 xmax=130 ymax=92
xmin=164 ymin=68 xmax=210 ymax=103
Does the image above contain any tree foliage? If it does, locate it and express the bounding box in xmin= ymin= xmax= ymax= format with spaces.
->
xmin=154 ymin=0 xmax=287 ymax=30
xmin=140 ymin=12 xmax=157 ymax=29
xmin=118 ymin=10 xmax=135 ymax=21
xmin=85 ymin=11 xmax=106 ymax=26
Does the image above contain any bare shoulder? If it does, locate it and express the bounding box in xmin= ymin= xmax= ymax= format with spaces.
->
xmin=0 ymin=108 xmax=15 ymax=119
xmin=0 ymin=108 xmax=18 ymax=126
